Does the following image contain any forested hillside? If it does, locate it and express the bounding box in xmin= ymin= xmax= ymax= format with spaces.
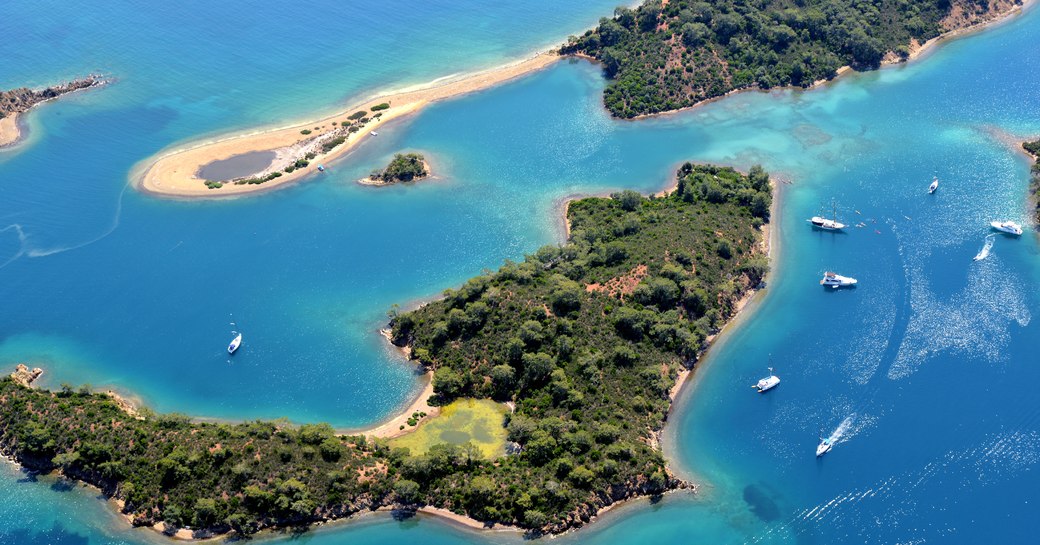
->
xmin=390 ymin=164 xmax=771 ymax=531
xmin=561 ymin=0 xmax=1018 ymax=117
xmin=0 ymin=164 xmax=772 ymax=538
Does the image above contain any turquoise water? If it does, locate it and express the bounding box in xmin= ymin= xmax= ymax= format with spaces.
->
xmin=2 ymin=1 xmax=1040 ymax=544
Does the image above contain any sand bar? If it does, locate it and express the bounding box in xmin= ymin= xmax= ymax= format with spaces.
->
xmin=0 ymin=114 xmax=20 ymax=148
xmin=135 ymin=52 xmax=561 ymax=198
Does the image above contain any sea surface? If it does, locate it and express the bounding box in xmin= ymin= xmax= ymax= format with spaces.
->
xmin=2 ymin=1 xmax=1039 ymax=544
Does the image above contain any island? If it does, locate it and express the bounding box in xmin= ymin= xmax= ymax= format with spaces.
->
xmin=0 ymin=76 xmax=105 ymax=147
xmin=358 ymin=153 xmax=430 ymax=186
xmin=560 ymin=0 xmax=1029 ymax=117
xmin=0 ymin=163 xmax=771 ymax=539
xmin=1025 ymin=139 xmax=1040 ymax=222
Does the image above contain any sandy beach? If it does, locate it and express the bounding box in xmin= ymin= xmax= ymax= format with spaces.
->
xmin=355 ymin=371 xmax=440 ymax=440
xmin=0 ymin=114 xmax=21 ymax=148
xmin=135 ymin=52 xmax=561 ymax=198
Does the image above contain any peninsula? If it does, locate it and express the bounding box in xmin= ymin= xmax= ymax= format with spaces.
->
xmin=358 ymin=153 xmax=430 ymax=186
xmin=0 ymin=76 xmax=105 ymax=147
xmin=0 ymin=163 xmax=771 ymax=539
xmin=1025 ymin=139 xmax=1040 ymax=222
xmin=135 ymin=53 xmax=559 ymax=197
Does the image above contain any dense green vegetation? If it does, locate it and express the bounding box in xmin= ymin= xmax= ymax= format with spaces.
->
xmin=371 ymin=103 xmax=391 ymax=111
xmin=369 ymin=153 xmax=428 ymax=183
xmin=1026 ymin=139 xmax=1040 ymax=222
xmin=390 ymin=163 xmax=770 ymax=530
xmin=0 ymin=379 xmax=394 ymax=537
xmin=561 ymin=0 xmax=992 ymax=117
xmin=0 ymin=164 xmax=771 ymax=537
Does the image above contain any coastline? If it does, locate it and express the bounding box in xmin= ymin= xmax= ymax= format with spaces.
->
xmin=661 ymin=177 xmax=784 ymax=481
xmin=134 ymin=52 xmax=560 ymax=198
xmin=0 ymin=77 xmax=107 ymax=150
xmin=622 ymin=0 xmax=1034 ymax=122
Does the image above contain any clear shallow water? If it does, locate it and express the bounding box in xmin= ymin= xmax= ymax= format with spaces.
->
xmin=2 ymin=1 xmax=1040 ymax=545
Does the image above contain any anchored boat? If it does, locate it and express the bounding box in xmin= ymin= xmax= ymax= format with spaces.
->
xmin=928 ymin=177 xmax=938 ymax=194
xmin=820 ymin=271 xmax=857 ymax=289
xmin=990 ymin=220 xmax=1023 ymax=236
xmin=754 ymin=367 xmax=780 ymax=393
xmin=227 ymin=333 xmax=242 ymax=354
xmin=808 ymin=202 xmax=846 ymax=231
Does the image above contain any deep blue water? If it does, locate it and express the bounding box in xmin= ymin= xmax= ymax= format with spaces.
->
xmin=2 ymin=0 xmax=1040 ymax=544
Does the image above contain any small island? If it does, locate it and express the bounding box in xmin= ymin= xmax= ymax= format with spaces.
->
xmin=0 ymin=76 xmax=105 ymax=147
xmin=0 ymin=163 xmax=771 ymax=539
xmin=1025 ymin=139 xmax=1040 ymax=223
xmin=358 ymin=153 xmax=430 ymax=186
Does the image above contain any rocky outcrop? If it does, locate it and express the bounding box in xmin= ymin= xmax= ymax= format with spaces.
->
xmin=0 ymin=76 xmax=104 ymax=119
xmin=9 ymin=364 xmax=42 ymax=387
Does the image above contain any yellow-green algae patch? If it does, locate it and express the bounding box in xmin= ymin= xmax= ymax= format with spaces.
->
xmin=389 ymin=398 xmax=509 ymax=459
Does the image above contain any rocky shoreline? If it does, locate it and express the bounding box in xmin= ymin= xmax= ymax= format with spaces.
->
xmin=0 ymin=75 xmax=106 ymax=147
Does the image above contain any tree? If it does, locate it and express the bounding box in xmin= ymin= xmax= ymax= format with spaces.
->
xmin=433 ymin=367 xmax=466 ymax=398
xmin=611 ymin=190 xmax=643 ymax=211
xmin=681 ymin=22 xmax=711 ymax=47
xmin=394 ymin=479 xmax=421 ymax=503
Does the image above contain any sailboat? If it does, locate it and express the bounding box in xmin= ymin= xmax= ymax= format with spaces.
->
xmin=928 ymin=177 xmax=938 ymax=194
xmin=754 ymin=367 xmax=780 ymax=393
xmin=227 ymin=333 xmax=242 ymax=354
xmin=808 ymin=202 xmax=846 ymax=231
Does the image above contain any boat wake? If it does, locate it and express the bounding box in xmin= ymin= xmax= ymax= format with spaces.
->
xmin=827 ymin=414 xmax=857 ymax=446
xmin=973 ymin=234 xmax=995 ymax=261
xmin=744 ymin=429 xmax=1040 ymax=544
xmin=0 ymin=183 xmax=128 ymax=268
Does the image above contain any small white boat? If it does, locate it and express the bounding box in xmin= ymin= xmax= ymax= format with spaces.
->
xmin=227 ymin=333 xmax=242 ymax=354
xmin=370 ymin=131 xmax=379 ymax=136
xmin=754 ymin=367 xmax=780 ymax=393
xmin=928 ymin=177 xmax=938 ymax=194
xmin=990 ymin=220 xmax=1023 ymax=236
xmin=973 ymin=234 xmax=995 ymax=262
xmin=808 ymin=202 xmax=845 ymax=231
xmin=816 ymin=437 xmax=833 ymax=457
xmin=820 ymin=271 xmax=857 ymax=289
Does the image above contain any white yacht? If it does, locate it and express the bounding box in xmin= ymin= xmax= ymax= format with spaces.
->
xmin=816 ymin=437 xmax=833 ymax=457
xmin=928 ymin=177 xmax=938 ymax=194
xmin=808 ymin=203 xmax=845 ymax=231
xmin=227 ymin=333 xmax=242 ymax=354
xmin=990 ymin=220 xmax=1023 ymax=236
xmin=820 ymin=271 xmax=857 ymax=289
xmin=754 ymin=367 xmax=780 ymax=393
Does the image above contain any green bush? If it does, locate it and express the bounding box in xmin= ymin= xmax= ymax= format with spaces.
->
xmin=370 ymin=103 xmax=390 ymax=111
